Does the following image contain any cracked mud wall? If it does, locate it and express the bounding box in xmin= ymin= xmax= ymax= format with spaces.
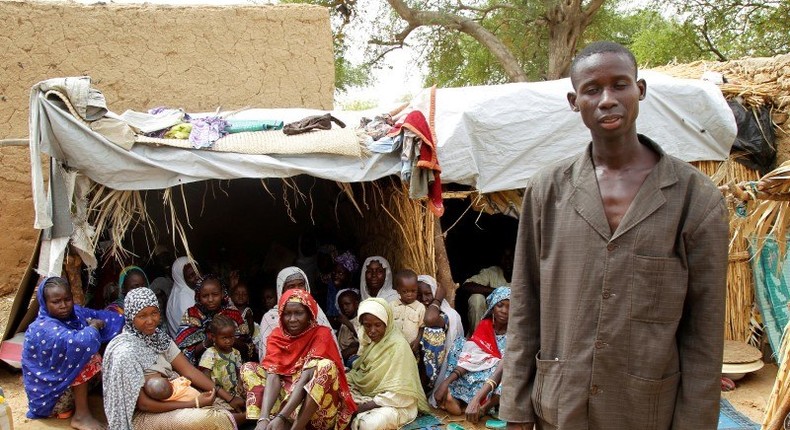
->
xmin=0 ymin=0 xmax=334 ymax=296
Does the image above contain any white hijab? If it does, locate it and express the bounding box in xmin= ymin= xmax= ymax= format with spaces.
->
xmin=419 ymin=274 xmax=466 ymax=407
xmin=359 ymin=256 xmax=399 ymax=302
xmin=259 ymin=266 xmax=337 ymax=358
xmin=165 ymin=257 xmax=196 ymax=338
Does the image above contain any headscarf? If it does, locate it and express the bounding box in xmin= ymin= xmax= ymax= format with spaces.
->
xmin=458 ymin=286 xmax=511 ymax=372
xmin=22 ymin=277 xmax=123 ymax=418
xmin=259 ymin=267 xmax=337 ymax=358
xmin=108 ymin=265 xmax=150 ymax=313
xmin=334 ymin=288 xmax=361 ymax=312
xmin=325 ymin=252 xmax=358 ymax=317
xmin=335 ymin=251 xmax=359 ymax=274
xmin=166 ymin=257 xmax=197 ymax=337
xmin=418 ymin=275 xmax=465 ymax=406
xmin=175 ymin=274 xmax=245 ymax=364
xmin=359 ymin=256 xmax=399 ymax=302
xmin=104 ymin=287 xmax=172 ymax=430
xmin=347 ymin=298 xmax=430 ymax=412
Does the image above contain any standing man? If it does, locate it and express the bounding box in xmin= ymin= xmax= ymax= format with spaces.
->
xmin=500 ymin=41 xmax=728 ymax=429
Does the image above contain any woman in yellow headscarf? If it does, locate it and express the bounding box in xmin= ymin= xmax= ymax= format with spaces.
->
xmin=347 ymin=298 xmax=429 ymax=430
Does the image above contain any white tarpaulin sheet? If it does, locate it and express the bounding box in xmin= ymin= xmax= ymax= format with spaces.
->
xmin=30 ymin=71 xmax=735 ymax=200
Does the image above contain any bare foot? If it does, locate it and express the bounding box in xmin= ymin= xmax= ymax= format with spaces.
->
xmin=71 ymin=413 xmax=105 ymax=430
xmin=443 ymin=394 xmax=464 ymax=416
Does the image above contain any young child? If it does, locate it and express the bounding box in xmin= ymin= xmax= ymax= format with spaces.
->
xmin=261 ymin=286 xmax=277 ymax=313
xmin=391 ymin=269 xmax=426 ymax=354
xmin=336 ymin=288 xmax=361 ymax=366
xmin=143 ymin=375 xmax=200 ymax=402
xmin=198 ymin=314 xmax=244 ymax=398
xmin=231 ymin=281 xmax=259 ymax=361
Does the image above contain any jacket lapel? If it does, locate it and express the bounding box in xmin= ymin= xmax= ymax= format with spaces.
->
xmin=569 ymin=147 xmax=612 ymax=241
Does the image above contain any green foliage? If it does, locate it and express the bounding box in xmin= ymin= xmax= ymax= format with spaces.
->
xmin=340 ymin=98 xmax=379 ymax=111
xmin=658 ymin=0 xmax=790 ymax=60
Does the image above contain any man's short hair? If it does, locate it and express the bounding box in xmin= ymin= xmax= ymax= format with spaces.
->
xmin=570 ymin=41 xmax=638 ymax=81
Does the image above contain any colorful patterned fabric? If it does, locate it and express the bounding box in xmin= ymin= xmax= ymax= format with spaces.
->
xmin=420 ymin=315 xmax=448 ymax=390
xmin=242 ymin=358 xmax=353 ymax=429
xmin=175 ymin=275 xmax=246 ymax=365
xmin=261 ymin=289 xmax=356 ymax=419
xmin=446 ymin=335 xmax=507 ymax=404
xmin=199 ymin=347 xmax=243 ymax=397
xmin=22 ymin=277 xmax=123 ymax=418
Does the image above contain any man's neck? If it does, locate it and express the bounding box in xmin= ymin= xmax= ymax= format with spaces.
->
xmin=591 ymin=133 xmax=644 ymax=170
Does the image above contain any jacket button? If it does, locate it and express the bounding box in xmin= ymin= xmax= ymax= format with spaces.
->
xmin=595 ymin=340 xmax=606 ymax=349
xmin=602 ymin=290 xmax=612 ymax=299
xmin=590 ymin=385 xmax=601 ymax=395
xmin=606 ymin=243 xmax=617 ymax=251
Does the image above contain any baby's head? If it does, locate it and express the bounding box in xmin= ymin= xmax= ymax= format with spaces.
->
xmin=337 ymin=289 xmax=360 ymax=319
xmin=394 ymin=269 xmax=418 ymax=305
xmin=144 ymin=375 xmax=173 ymax=401
xmin=209 ymin=314 xmax=238 ymax=354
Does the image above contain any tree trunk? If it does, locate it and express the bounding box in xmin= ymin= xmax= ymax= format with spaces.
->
xmin=545 ymin=0 xmax=607 ymax=80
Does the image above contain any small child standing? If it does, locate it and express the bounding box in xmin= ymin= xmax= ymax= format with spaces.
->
xmin=230 ymin=281 xmax=259 ymax=361
xmin=336 ymin=288 xmax=361 ymax=366
xmin=391 ymin=269 xmax=426 ymax=354
xmin=198 ymin=314 xmax=244 ymax=399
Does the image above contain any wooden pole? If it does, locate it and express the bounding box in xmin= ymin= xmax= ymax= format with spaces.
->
xmin=64 ymin=246 xmax=85 ymax=305
xmin=433 ymin=217 xmax=456 ymax=306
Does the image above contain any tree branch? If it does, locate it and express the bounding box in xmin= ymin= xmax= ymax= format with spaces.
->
xmin=701 ymin=19 xmax=728 ymax=61
xmin=385 ymin=0 xmax=529 ymax=82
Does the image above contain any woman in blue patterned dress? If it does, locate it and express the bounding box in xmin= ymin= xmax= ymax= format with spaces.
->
xmin=433 ymin=286 xmax=510 ymax=423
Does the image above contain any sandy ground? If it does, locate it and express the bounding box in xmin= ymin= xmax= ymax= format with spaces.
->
xmin=0 ymin=292 xmax=779 ymax=429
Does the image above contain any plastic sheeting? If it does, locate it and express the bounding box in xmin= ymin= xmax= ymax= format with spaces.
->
xmin=31 ymin=71 xmax=735 ymax=196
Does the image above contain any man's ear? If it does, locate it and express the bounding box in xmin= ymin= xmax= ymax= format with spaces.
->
xmin=637 ymin=78 xmax=647 ymax=100
xmin=567 ymin=92 xmax=579 ymax=112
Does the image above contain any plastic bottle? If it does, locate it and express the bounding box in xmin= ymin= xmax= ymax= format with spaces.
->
xmin=0 ymin=387 xmax=13 ymax=430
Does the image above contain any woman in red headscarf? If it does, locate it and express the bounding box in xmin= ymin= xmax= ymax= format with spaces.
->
xmin=241 ymin=288 xmax=357 ymax=430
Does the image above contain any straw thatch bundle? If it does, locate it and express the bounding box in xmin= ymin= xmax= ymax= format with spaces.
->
xmin=343 ymin=178 xmax=437 ymax=278
xmin=762 ymin=321 xmax=790 ymax=430
xmin=655 ymin=54 xmax=790 ymax=111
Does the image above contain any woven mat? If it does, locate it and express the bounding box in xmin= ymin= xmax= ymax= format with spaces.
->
xmin=136 ymin=127 xmax=366 ymax=157
xmin=723 ymin=340 xmax=763 ymax=364
xmin=718 ymin=398 xmax=760 ymax=430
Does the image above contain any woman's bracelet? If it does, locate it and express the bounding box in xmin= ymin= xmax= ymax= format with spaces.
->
xmin=275 ymin=413 xmax=287 ymax=422
xmin=484 ymin=378 xmax=498 ymax=391
xmin=429 ymin=302 xmax=441 ymax=310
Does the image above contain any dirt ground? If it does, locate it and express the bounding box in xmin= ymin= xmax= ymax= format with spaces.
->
xmin=0 ymin=292 xmax=779 ymax=429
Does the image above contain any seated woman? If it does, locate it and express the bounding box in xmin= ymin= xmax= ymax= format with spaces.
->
xmin=433 ymin=286 xmax=510 ymax=423
xmin=106 ymin=265 xmax=149 ymax=314
xmin=103 ymin=287 xmax=246 ymax=430
xmin=347 ymin=298 xmax=429 ymax=430
xmin=359 ymin=257 xmax=399 ymax=302
xmin=415 ymin=275 xmax=464 ymax=397
xmin=258 ymin=267 xmax=335 ymax=359
xmin=175 ymin=274 xmax=251 ymax=365
xmin=241 ymin=289 xmax=357 ymax=429
xmin=22 ymin=277 xmax=124 ymax=430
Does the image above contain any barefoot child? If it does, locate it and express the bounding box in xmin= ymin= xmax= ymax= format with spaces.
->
xmin=198 ymin=315 xmax=244 ymax=399
xmin=390 ymin=269 xmax=425 ymax=355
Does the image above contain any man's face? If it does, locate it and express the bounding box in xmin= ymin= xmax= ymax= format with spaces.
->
xmin=567 ymin=52 xmax=646 ymax=141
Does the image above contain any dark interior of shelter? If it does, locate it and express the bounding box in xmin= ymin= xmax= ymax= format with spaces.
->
xmin=84 ymin=176 xmax=518 ymax=328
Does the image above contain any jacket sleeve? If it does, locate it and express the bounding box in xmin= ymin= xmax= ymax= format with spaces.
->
xmin=499 ymin=179 xmax=543 ymax=423
xmin=672 ymin=194 xmax=728 ymax=429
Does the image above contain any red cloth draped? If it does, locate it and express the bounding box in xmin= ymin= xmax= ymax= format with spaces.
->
xmin=469 ymin=318 xmax=501 ymax=359
xmin=262 ymin=289 xmax=357 ymax=414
